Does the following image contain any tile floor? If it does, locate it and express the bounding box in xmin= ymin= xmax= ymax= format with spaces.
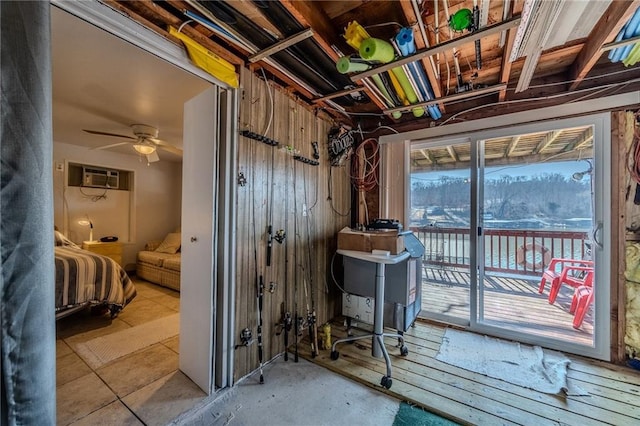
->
xmin=56 ymin=278 xmax=207 ymax=426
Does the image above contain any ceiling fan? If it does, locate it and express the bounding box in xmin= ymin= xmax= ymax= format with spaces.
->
xmin=83 ymin=124 xmax=182 ymax=163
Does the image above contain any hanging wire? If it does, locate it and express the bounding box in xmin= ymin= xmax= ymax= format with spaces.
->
xmin=260 ymin=68 xmax=274 ymax=136
xmin=79 ymin=187 xmax=107 ymax=202
xmin=350 ymin=138 xmax=380 ymax=192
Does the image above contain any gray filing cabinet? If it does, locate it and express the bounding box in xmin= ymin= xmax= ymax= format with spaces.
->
xmin=341 ymin=232 xmax=424 ymax=331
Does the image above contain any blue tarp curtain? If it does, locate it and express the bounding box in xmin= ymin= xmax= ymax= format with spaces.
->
xmin=1 ymin=1 xmax=56 ymax=424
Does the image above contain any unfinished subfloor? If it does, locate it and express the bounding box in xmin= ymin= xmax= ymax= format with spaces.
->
xmin=172 ymin=356 xmax=402 ymax=426
xmin=56 ymin=279 xmax=405 ymax=425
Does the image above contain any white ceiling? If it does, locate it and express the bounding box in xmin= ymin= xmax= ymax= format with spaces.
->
xmin=51 ymin=6 xmax=211 ymax=162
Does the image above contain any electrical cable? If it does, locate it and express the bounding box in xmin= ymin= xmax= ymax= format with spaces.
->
xmin=79 ymin=186 xmax=107 ymax=202
xmin=330 ymin=251 xmax=348 ymax=294
xmin=350 ymin=138 xmax=380 ymax=192
xmin=307 ymin=114 xmax=319 ymax=211
xmin=260 ymin=68 xmax=274 ymax=137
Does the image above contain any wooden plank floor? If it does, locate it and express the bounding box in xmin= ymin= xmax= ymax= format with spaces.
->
xmin=422 ymin=267 xmax=594 ymax=345
xmin=299 ymin=320 xmax=640 ymax=426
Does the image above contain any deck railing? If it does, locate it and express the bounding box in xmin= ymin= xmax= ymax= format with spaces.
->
xmin=410 ymin=226 xmax=590 ymax=276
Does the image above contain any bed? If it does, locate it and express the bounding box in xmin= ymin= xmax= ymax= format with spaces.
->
xmin=54 ymin=231 xmax=136 ymax=319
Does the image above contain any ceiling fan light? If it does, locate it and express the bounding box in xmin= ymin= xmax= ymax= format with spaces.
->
xmin=133 ymin=142 xmax=156 ymax=155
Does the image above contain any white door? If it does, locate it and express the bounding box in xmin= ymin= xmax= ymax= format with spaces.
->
xmin=180 ymin=86 xmax=219 ymax=393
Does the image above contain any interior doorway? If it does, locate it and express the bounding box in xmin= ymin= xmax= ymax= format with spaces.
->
xmin=51 ymin=2 xmax=237 ymax=422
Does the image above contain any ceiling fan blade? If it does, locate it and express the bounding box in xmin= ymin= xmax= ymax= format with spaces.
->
xmin=146 ymin=151 xmax=160 ymax=163
xmin=157 ymin=143 xmax=183 ymax=156
xmin=83 ymin=129 xmax=136 ymax=140
xmin=91 ymin=141 xmax=131 ymax=150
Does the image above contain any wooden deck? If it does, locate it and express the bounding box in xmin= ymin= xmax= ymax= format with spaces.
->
xmin=300 ymin=320 xmax=640 ymax=426
xmin=422 ymin=266 xmax=594 ymax=346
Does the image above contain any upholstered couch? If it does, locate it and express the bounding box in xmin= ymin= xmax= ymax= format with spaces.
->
xmin=136 ymin=232 xmax=181 ymax=291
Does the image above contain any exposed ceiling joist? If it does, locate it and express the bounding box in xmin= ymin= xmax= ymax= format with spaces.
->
xmin=498 ymin=0 xmax=523 ymax=101
xmin=105 ymin=0 xmax=244 ymax=66
xmin=569 ymin=0 xmax=640 ymax=91
xmin=280 ymin=0 xmax=341 ymax=61
xmin=278 ymin=0 xmax=388 ymax=112
xmin=533 ymin=130 xmax=561 ymax=154
xmin=504 ymin=136 xmax=521 ymax=157
xmin=420 ymin=149 xmax=434 ymax=163
xmin=564 ymin=127 xmax=594 ymax=152
xmin=446 ymin=146 xmax=459 ymax=162
xmin=248 ymin=29 xmax=314 ymax=63
xmin=499 ymin=28 xmax=517 ymax=101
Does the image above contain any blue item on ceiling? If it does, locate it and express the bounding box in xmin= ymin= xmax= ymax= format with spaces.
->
xmin=394 ymin=28 xmax=442 ymax=120
xmin=609 ymin=6 xmax=640 ymax=63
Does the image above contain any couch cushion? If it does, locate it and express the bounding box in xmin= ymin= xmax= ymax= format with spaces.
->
xmin=163 ymin=256 xmax=181 ymax=272
xmin=155 ymin=232 xmax=181 ymax=254
xmin=137 ymin=250 xmax=175 ymax=267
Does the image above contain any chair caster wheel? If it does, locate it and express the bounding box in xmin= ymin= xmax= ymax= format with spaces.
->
xmin=400 ymin=345 xmax=409 ymax=356
xmin=380 ymin=376 xmax=392 ymax=389
xmin=330 ymin=350 xmax=339 ymax=360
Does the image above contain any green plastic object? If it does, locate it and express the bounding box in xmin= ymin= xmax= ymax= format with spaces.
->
xmin=359 ymin=37 xmax=395 ymax=63
xmin=336 ymin=57 xmax=371 ymax=74
xmin=449 ymin=8 xmax=473 ymax=32
xmin=623 ymin=42 xmax=640 ymax=67
xmin=391 ymin=67 xmax=425 ymax=118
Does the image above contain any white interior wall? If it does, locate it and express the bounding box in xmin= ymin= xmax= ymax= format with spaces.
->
xmin=53 ymin=141 xmax=182 ymax=270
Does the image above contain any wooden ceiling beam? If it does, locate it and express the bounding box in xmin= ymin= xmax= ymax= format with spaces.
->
xmin=421 ymin=149 xmax=436 ymax=164
xmin=446 ymin=146 xmax=459 ymax=162
xmin=498 ymin=0 xmax=522 ymax=101
xmin=563 ymin=127 xmax=594 ymax=152
xmin=504 ymin=136 xmax=521 ymax=157
xmin=498 ymin=28 xmax=517 ymax=102
xmin=569 ymin=0 xmax=640 ymax=91
xmin=116 ymin=0 xmax=244 ymax=66
xmin=279 ymin=0 xmax=342 ymax=61
xmin=399 ymin=0 xmax=445 ymax=111
xmin=534 ymin=130 xmax=561 ymax=154
xmin=279 ymin=0 xmax=387 ymax=112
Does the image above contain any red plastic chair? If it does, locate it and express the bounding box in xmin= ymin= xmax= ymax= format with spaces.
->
xmin=548 ymin=265 xmax=593 ymax=304
xmin=539 ymin=258 xmax=594 ymax=303
xmin=569 ymin=285 xmax=594 ymax=329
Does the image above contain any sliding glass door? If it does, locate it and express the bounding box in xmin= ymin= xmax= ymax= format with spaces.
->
xmin=410 ymin=114 xmax=610 ymax=360
xmin=410 ymin=138 xmax=472 ymax=327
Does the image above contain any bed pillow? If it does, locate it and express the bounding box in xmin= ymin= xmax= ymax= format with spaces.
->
xmin=155 ymin=232 xmax=181 ymax=254
xmin=54 ymin=230 xmax=79 ymax=248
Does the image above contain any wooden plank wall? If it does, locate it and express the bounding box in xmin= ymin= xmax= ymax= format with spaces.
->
xmin=234 ymin=68 xmax=351 ymax=380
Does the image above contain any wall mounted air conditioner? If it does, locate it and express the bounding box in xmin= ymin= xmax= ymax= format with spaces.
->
xmin=82 ymin=166 xmax=119 ymax=189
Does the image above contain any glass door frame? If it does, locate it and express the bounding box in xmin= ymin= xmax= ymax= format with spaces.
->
xmin=409 ymin=113 xmax=611 ymax=361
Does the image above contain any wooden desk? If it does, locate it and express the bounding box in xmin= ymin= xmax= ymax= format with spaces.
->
xmin=82 ymin=241 xmax=123 ymax=266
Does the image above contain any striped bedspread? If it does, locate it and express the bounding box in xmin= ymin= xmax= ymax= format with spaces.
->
xmin=54 ymin=246 xmax=136 ymax=315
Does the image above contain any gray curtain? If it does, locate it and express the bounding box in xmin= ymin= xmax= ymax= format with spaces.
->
xmin=1 ymin=1 xmax=56 ymax=424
